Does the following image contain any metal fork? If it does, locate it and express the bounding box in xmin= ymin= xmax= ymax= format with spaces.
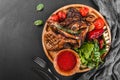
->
xmin=33 ymin=57 xmax=59 ymax=80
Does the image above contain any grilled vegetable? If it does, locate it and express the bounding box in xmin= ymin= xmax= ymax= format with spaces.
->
xmin=79 ymin=7 xmax=89 ymax=16
xmin=88 ymin=29 xmax=104 ymax=40
xmin=86 ymin=14 xmax=96 ymax=22
xmin=52 ymin=23 xmax=81 ymax=34
xmin=99 ymin=39 xmax=104 ymax=49
xmin=94 ymin=18 xmax=104 ymax=29
xmin=50 ymin=14 xmax=59 ymax=22
xmin=57 ymin=11 xmax=66 ymax=21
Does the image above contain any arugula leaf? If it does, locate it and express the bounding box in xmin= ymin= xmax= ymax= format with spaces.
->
xmin=36 ymin=3 xmax=44 ymax=11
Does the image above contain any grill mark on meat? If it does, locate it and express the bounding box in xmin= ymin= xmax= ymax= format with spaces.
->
xmin=44 ymin=30 xmax=79 ymax=51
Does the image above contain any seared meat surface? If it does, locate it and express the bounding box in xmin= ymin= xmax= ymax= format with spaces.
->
xmin=60 ymin=8 xmax=82 ymax=27
xmin=67 ymin=8 xmax=82 ymax=19
xmin=44 ymin=30 xmax=79 ymax=51
xmin=44 ymin=7 xmax=94 ymax=51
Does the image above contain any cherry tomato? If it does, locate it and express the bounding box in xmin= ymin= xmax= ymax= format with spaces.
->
xmin=79 ymin=7 xmax=89 ymax=16
xmin=57 ymin=11 xmax=66 ymax=21
xmin=50 ymin=14 xmax=59 ymax=22
xmin=94 ymin=18 xmax=105 ymax=29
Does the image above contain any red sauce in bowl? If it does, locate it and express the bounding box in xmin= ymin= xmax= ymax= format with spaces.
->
xmin=57 ymin=51 xmax=77 ymax=71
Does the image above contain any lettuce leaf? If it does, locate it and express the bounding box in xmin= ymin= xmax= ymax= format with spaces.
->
xmin=75 ymin=42 xmax=94 ymax=65
xmin=74 ymin=40 xmax=106 ymax=69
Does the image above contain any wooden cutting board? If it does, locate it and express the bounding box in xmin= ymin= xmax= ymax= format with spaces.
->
xmin=42 ymin=4 xmax=111 ymax=73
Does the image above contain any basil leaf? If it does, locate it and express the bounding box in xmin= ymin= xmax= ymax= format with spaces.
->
xmin=36 ymin=3 xmax=44 ymax=11
xmin=34 ymin=20 xmax=43 ymax=26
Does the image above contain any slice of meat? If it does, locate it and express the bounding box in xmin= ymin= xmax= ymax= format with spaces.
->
xmin=44 ymin=31 xmax=63 ymax=50
xmin=44 ymin=30 xmax=79 ymax=51
xmin=67 ymin=7 xmax=82 ymax=18
xmin=68 ymin=21 xmax=88 ymax=31
xmin=68 ymin=22 xmax=81 ymax=31
xmin=48 ymin=22 xmax=80 ymax=39
xmin=57 ymin=29 xmax=80 ymax=39
xmin=79 ymin=27 xmax=89 ymax=43
xmin=77 ymin=39 xmax=81 ymax=48
xmin=60 ymin=18 xmax=73 ymax=27
xmin=60 ymin=8 xmax=82 ymax=27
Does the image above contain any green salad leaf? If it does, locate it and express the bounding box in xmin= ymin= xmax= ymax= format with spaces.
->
xmin=75 ymin=42 xmax=94 ymax=66
xmin=99 ymin=48 xmax=107 ymax=55
xmin=80 ymin=42 xmax=94 ymax=59
xmin=93 ymin=40 xmax=99 ymax=52
xmin=74 ymin=40 xmax=106 ymax=69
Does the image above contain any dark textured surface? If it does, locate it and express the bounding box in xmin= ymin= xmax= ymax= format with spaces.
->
xmin=0 ymin=0 xmax=98 ymax=80
xmin=1 ymin=0 xmax=120 ymax=80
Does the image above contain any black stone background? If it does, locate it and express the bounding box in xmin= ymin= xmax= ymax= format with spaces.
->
xmin=0 ymin=0 xmax=99 ymax=80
